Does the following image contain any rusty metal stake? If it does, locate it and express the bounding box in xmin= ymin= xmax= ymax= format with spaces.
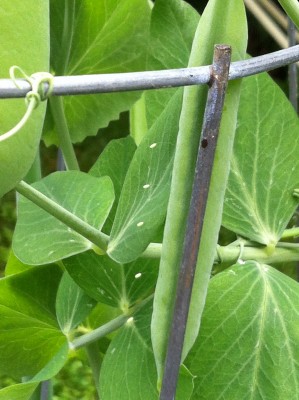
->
xmin=159 ymin=44 xmax=232 ymax=400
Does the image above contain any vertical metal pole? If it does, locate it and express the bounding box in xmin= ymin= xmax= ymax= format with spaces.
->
xmin=159 ymin=44 xmax=231 ymax=400
xmin=40 ymin=380 xmax=53 ymax=400
xmin=287 ymin=18 xmax=298 ymax=112
xmin=287 ymin=18 xmax=299 ymax=282
xmin=57 ymin=148 xmax=66 ymax=171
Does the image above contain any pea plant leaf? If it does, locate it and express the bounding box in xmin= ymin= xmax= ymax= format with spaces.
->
xmin=89 ymin=136 xmax=137 ymax=233
xmin=107 ymin=90 xmax=182 ymax=263
xmin=0 ymin=340 xmax=69 ymax=399
xmin=56 ymin=271 xmax=96 ymax=335
xmin=45 ymin=0 xmax=151 ymax=144
xmin=0 ymin=1 xmax=49 ymax=198
xmin=99 ymin=302 xmax=194 ymax=400
xmin=186 ymin=261 xmax=299 ymax=399
xmin=13 ymin=171 xmax=114 ymax=265
xmin=89 ymin=0 xmax=198 ymax=264
xmin=0 ymin=264 xmax=67 ymax=379
xmin=62 ymin=251 xmax=159 ymax=312
xmin=0 ymin=383 xmax=39 ymax=400
xmin=4 ymin=250 xmax=32 ymax=276
xmin=31 ymin=342 xmax=69 ymax=382
xmin=145 ymin=0 xmax=199 ymax=128
xmin=223 ymin=73 xmax=299 ymax=246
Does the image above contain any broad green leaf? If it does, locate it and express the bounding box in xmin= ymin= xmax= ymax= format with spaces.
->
xmin=5 ymin=251 xmax=32 ymax=276
xmin=145 ymin=0 xmax=199 ymax=128
xmin=99 ymin=302 xmax=194 ymax=400
xmin=56 ymin=272 xmax=96 ymax=335
xmin=13 ymin=171 xmax=114 ymax=265
xmin=89 ymin=136 xmax=137 ymax=233
xmin=0 ymin=383 xmax=38 ymax=400
xmin=223 ymin=73 xmax=299 ymax=246
xmin=0 ymin=2 xmax=49 ymax=197
xmin=63 ymin=251 xmax=159 ymax=312
xmin=187 ymin=262 xmax=299 ymax=399
xmin=108 ymin=90 xmax=182 ymax=263
xmin=31 ymin=343 xmax=69 ymax=382
xmin=46 ymin=0 xmax=151 ymax=144
xmin=0 ymin=265 xmax=66 ymax=379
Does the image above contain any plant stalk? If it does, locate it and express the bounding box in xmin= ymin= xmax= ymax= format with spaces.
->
xmin=216 ymin=243 xmax=299 ymax=265
xmin=71 ymin=315 xmax=129 ymax=349
xmin=15 ymin=180 xmax=109 ymax=251
xmin=130 ymin=93 xmax=148 ymax=145
xmin=71 ymin=295 xmax=153 ymax=349
xmin=145 ymin=241 xmax=299 ymax=265
xmin=15 ymin=178 xmax=299 ymax=264
xmin=281 ymin=226 xmax=299 ymax=239
xmin=49 ymin=96 xmax=79 ymax=170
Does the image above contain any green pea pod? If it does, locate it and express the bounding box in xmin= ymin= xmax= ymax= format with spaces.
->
xmin=278 ymin=0 xmax=299 ymax=29
xmin=0 ymin=2 xmax=49 ymax=198
xmin=151 ymin=0 xmax=248 ymax=387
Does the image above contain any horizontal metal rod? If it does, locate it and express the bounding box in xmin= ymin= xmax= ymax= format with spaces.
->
xmin=0 ymin=45 xmax=298 ymax=98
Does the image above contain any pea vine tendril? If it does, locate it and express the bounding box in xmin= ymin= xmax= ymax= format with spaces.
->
xmin=0 ymin=66 xmax=54 ymax=142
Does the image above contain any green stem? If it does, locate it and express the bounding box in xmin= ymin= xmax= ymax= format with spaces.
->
xmin=49 ymin=96 xmax=79 ymax=171
xmin=71 ymin=295 xmax=153 ymax=349
xmin=130 ymin=93 xmax=148 ymax=145
xmin=276 ymin=242 xmax=299 ymax=248
xmin=71 ymin=314 xmax=128 ymax=349
xmin=143 ymin=241 xmax=299 ymax=265
xmin=278 ymin=0 xmax=299 ymax=29
xmin=15 ymin=177 xmax=299 ymax=266
xmin=15 ymin=180 xmax=109 ymax=251
xmin=141 ymin=242 xmax=162 ymax=259
xmin=281 ymin=227 xmax=299 ymax=239
xmin=217 ymin=243 xmax=299 ymax=265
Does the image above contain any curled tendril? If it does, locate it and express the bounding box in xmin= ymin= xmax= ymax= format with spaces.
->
xmin=0 ymin=67 xmax=54 ymax=142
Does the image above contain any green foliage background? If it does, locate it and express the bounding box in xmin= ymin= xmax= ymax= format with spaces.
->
xmin=0 ymin=0 xmax=298 ymax=398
